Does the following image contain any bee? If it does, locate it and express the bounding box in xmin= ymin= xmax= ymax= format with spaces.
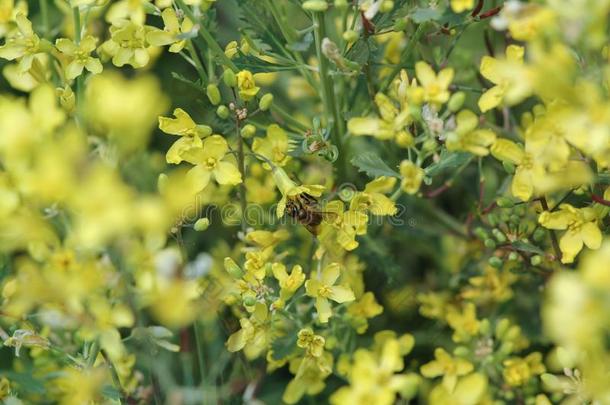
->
xmin=284 ymin=192 xmax=327 ymax=235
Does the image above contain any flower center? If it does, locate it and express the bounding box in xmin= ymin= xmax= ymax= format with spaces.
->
xmin=205 ymin=157 xmax=217 ymax=170
xmin=317 ymin=285 xmax=332 ymax=298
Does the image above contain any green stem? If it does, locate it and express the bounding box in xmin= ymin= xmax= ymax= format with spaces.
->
xmin=379 ymin=24 xmax=424 ymax=93
xmin=86 ymin=340 xmax=100 ymax=368
xmin=72 ymin=7 xmax=83 ymax=110
xmin=236 ymin=118 xmax=247 ymax=232
xmin=175 ymin=0 xmax=237 ymax=71
xmin=186 ymin=40 xmax=208 ymax=83
xmin=193 ymin=321 xmax=206 ymax=385
xmin=40 ymin=0 xmax=49 ymax=38
xmin=540 ymin=197 xmax=562 ymax=262
xmin=101 ymin=349 xmax=123 ymax=404
xmin=312 ymin=12 xmax=345 ymax=179
xmin=270 ymin=104 xmax=308 ymax=132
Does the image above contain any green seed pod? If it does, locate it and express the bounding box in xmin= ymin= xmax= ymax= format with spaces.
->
xmin=479 ymin=318 xmax=491 ymax=335
xmin=157 ymin=173 xmax=168 ymax=193
xmin=240 ymin=124 xmax=256 ymax=138
xmin=453 ymin=346 xmax=469 ymax=357
xmin=448 ymin=91 xmax=466 ymax=112
xmin=503 ymin=161 xmax=515 ymax=174
xmin=302 ymin=0 xmax=328 ymax=11
xmin=194 ymin=218 xmax=210 ymax=231
xmin=495 ymin=318 xmax=510 ymax=338
xmin=259 ymin=93 xmax=274 ymax=111
xmin=343 ymin=30 xmax=359 ymax=43
xmin=224 ymin=257 xmax=243 ymax=278
xmin=492 ymin=229 xmax=507 ymax=243
xmin=223 ymin=69 xmax=237 ymax=87
xmin=530 ymin=255 xmax=543 ymax=266
xmin=484 ymin=238 xmax=497 ymax=249
xmin=216 ymin=105 xmax=230 ymax=119
xmin=488 ymin=256 xmax=503 ymax=268
xmin=496 ymin=196 xmax=514 ymax=208
xmin=393 ymin=18 xmax=408 ymax=32
xmin=206 ymin=84 xmax=221 ymax=105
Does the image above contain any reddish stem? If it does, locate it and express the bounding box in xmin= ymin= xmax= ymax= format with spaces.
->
xmin=592 ymin=193 xmax=610 ymax=207
xmin=478 ymin=6 xmax=502 ymax=19
xmin=471 ymin=0 xmax=485 ymax=17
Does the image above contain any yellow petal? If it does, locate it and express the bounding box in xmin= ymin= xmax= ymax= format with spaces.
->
xmin=559 ymin=229 xmax=584 ymax=264
xmin=214 ymin=161 xmax=242 ymax=185
xmin=330 ymin=286 xmax=355 ymax=303
xmin=581 ymin=222 xmax=602 ymax=250
xmin=415 ymin=61 xmax=435 ymax=86
xmin=478 ymin=85 xmax=504 ymax=112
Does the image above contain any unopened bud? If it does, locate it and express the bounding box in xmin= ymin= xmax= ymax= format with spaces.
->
xmin=223 ymin=69 xmax=237 ymax=87
xmin=303 ymin=0 xmax=328 ymax=11
xmin=343 ymin=30 xmax=359 ymax=43
xmin=448 ymin=91 xmax=466 ymax=112
xmin=488 ymin=256 xmax=503 ymax=268
xmin=393 ymin=18 xmax=408 ymax=32
xmin=492 ymin=229 xmax=507 ymax=243
xmin=224 ymin=257 xmax=243 ymax=278
xmin=241 ymin=124 xmax=256 ymax=138
xmin=242 ymin=295 xmax=257 ymax=307
xmin=194 ymin=218 xmax=210 ymax=231
xmin=380 ymin=0 xmax=394 ymax=13
xmin=224 ymin=41 xmax=239 ymax=59
xmin=334 ymin=0 xmax=348 ymax=8
xmin=206 ymin=84 xmax=221 ymax=105
xmin=502 ymin=161 xmax=515 ymax=174
xmin=530 ymin=255 xmax=542 ymax=266
xmin=496 ymin=196 xmax=514 ymax=208
xmin=259 ymin=93 xmax=274 ymax=111
xmin=484 ymin=239 xmax=497 ymax=249
xmin=216 ymin=105 xmax=230 ymax=119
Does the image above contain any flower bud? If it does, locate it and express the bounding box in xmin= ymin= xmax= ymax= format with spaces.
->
xmin=342 ymin=30 xmax=359 ymax=43
xmin=479 ymin=319 xmax=490 ymax=335
xmin=194 ymin=218 xmax=210 ymax=231
xmin=242 ymin=294 xmax=257 ymax=307
xmin=448 ymin=91 xmax=466 ymax=112
xmin=303 ymin=0 xmax=328 ymax=11
xmin=492 ymin=229 xmax=507 ymax=243
xmin=380 ymin=0 xmax=394 ymax=13
xmin=206 ymin=83 xmax=221 ymax=105
xmin=259 ymin=93 xmax=274 ymax=111
xmin=530 ymin=255 xmax=542 ymax=266
xmin=508 ymin=252 xmax=519 ymax=261
xmin=216 ymin=105 xmax=230 ymax=119
xmin=474 ymin=227 xmax=488 ymax=240
xmin=484 ymin=239 xmax=497 ymax=249
xmin=223 ymin=69 xmax=237 ymax=87
xmin=334 ymin=0 xmax=348 ymax=8
xmin=224 ymin=257 xmax=243 ymax=278
xmin=453 ymin=346 xmax=469 ymax=357
xmin=240 ymin=124 xmax=256 ymax=138
xmin=157 ymin=173 xmax=168 ymax=193
xmin=502 ymin=161 xmax=515 ymax=174
xmin=224 ymin=41 xmax=239 ymax=59
xmin=495 ymin=318 xmax=510 ymax=338
xmin=488 ymin=256 xmax=503 ymax=268
xmin=496 ymin=196 xmax=514 ymax=208
xmin=532 ymin=228 xmax=546 ymax=243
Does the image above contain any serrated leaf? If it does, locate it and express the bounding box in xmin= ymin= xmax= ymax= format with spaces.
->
xmin=511 ymin=240 xmax=545 ymax=255
xmin=410 ymin=7 xmax=443 ymax=23
xmin=351 ymin=153 xmax=400 ymax=178
xmin=424 ymin=151 xmax=471 ymax=177
xmin=170 ymin=72 xmax=204 ymax=92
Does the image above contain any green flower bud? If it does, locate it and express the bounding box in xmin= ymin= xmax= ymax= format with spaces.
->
xmin=194 ymin=218 xmax=210 ymax=231
xmin=495 ymin=318 xmax=510 ymax=338
xmin=508 ymin=252 xmax=519 ymax=261
xmin=302 ymin=0 xmax=328 ymax=11
xmin=530 ymin=255 xmax=542 ymax=266
xmin=224 ymin=257 xmax=243 ymax=278
xmin=334 ymin=0 xmax=348 ymax=8
xmin=422 ymin=138 xmax=437 ymax=152
xmin=342 ymin=30 xmax=359 ymax=43
xmin=453 ymin=346 xmax=469 ymax=357
xmin=380 ymin=0 xmax=394 ymax=12
xmin=499 ymin=341 xmax=514 ymax=355
xmin=448 ymin=92 xmax=466 ymax=112
xmin=223 ymin=69 xmax=237 ymax=87
xmin=216 ymin=105 xmax=230 ymax=119
xmin=487 ymin=213 xmax=498 ymax=227
xmin=492 ymin=229 xmax=507 ymax=243
xmin=157 ymin=173 xmax=168 ymax=193
xmin=488 ymin=256 xmax=503 ymax=268
xmin=206 ymin=84 xmax=221 ymax=105
xmin=259 ymin=93 xmax=274 ymax=111
xmin=479 ymin=319 xmax=491 ymax=335
xmin=484 ymin=238 xmax=497 ymax=249
xmin=240 ymin=124 xmax=256 ymax=138
xmin=474 ymin=227 xmax=488 ymax=240
xmin=533 ymin=228 xmax=546 ymax=243
xmin=496 ymin=196 xmax=514 ymax=208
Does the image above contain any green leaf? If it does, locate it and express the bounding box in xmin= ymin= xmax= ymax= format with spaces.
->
xmin=270 ymin=333 xmax=296 ymax=360
xmin=424 ymin=151 xmax=471 ymax=176
xmin=170 ymin=72 xmax=204 ymax=92
xmin=5 ymin=371 xmax=46 ymax=395
xmin=511 ymin=240 xmax=545 ymax=255
xmin=351 ymin=152 xmax=400 ymax=178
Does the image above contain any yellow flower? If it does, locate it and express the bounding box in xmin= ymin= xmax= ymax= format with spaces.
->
xmin=331 ymin=338 xmax=419 ymax=405
xmin=451 ymin=0 xmax=474 ymax=13
xmin=236 ymin=70 xmax=260 ymax=101
xmin=446 ymin=110 xmax=496 ymax=156
xmin=272 ymin=263 xmax=305 ymax=307
xmin=0 ymin=13 xmax=43 ymax=72
xmin=253 ymin=124 xmax=291 ymax=167
xmin=446 ymin=302 xmax=480 ymax=342
xmin=478 ymin=45 xmax=528 ymax=112
xmin=415 ymin=61 xmax=454 ymax=107
xmin=271 ymin=166 xmax=325 ymax=218
xmin=539 ymin=204 xmax=602 ymax=264
xmin=490 ymin=138 xmax=541 ymax=201
xmin=159 ymin=108 xmax=212 ymax=163
xmin=503 ymin=352 xmax=546 ymax=386
xmin=297 ymin=328 xmax=325 ymax=357
xmin=180 ymin=135 xmax=242 ymax=191
xmin=347 ymin=92 xmax=413 ymax=147
xmin=428 ymin=372 xmax=488 ymax=405
xmin=319 ymin=200 xmax=368 ymax=251
xmin=55 ymin=35 xmax=103 ymax=80
xmin=283 ymin=352 xmax=333 ymax=404
xmin=146 ymin=7 xmax=194 ymax=53
xmin=106 ymin=0 xmax=150 ymax=25
xmin=305 ymin=263 xmax=355 ymax=323
xmin=399 ymin=160 xmax=424 ymax=194
xmin=346 ymin=291 xmax=384 ymax=333
xmin=350 ymin=176 xmax=398 ymax=216
xmin=226 ymin=302 xmax=269 ymax=359
xmin=102 ymin=20 xmax=150 ymax=68
xmin=420 ymin=348 xmax=474 ymax=392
